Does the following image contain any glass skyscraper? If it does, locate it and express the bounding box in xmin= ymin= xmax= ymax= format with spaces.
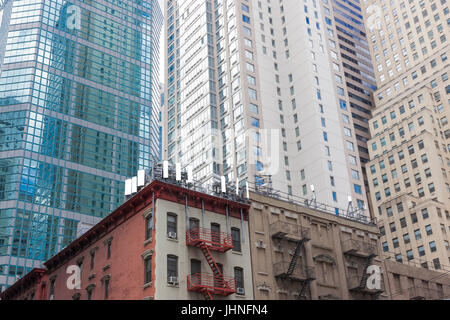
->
xmin=0 ymin=0 xmax=162 ymax=291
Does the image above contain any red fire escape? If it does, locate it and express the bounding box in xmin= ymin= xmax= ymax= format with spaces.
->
xmin=186 ymin=228 xmax=236 ymax=300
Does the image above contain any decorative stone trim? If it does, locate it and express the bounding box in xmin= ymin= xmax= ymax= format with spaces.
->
xmin=86 ymin=284 xmax=96 ymax=291
xmin=142 ymin=282 xmax=152 ymax=289
xmin=72 ymin=293 xmax=81 ymax=300
xmin=103 ymin=265 xmax=111 ymax=272
xmin=257 ymin=283 xmax=271 ymax=292
xmin=269 ymin=206 xmax=280 ymax=214
xmin=252 ymin=203 xmax=264 ymax=210
xmin=90 ymin=247 xmax=99 ymax=255
xmin=76 ymin=256 xmax=85 ymax=265
xmin=103 ymin=237 xmax=113 ymax=245
xmin=141 ymin=249 xmax=153 ymax=260
xmin=101 ymin=275 xmax=111 ymax=283
xmin=142 ymin=207 xmax=153 ymax=219
xmin=340 ymin=226 xmax=353 ymax=234
xmin=314 ymin=254 xmax=336 ymax=265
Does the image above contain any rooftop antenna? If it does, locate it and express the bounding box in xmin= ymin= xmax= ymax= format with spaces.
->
xmin=308 ymin=184 xmax=317 ymax=208
xmin=163 ymin=160 xmax=169 ymax=179
xmin=347 ymin=196 xmax=355 ymax=218
xmin=221 ymin=176 xmax=226 ymax=194
xmin=245 ymin=181 xmax=250 ymax=199
xmin=176 ymin=163 xmax=181 ymax=181
xmin=187 ymin=165 xmax=193 ymax=184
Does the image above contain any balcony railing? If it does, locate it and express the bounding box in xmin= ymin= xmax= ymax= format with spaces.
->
xmin=273 ymin=262 xmax=316 ymax=282
xmin=187 ymin=273 xmax=236 ymax=296
xmin=341 ymin=239 xmax=377 ymax=258
xmin=347 ymin=275 xmax=384 ymax=294
xmin=408 ymin=286 xmax=442 ymax=300
xmin=186 ymin=228 xmax=234 ymax=252
xmin=270 ymin=221 xmax=311 ymax=241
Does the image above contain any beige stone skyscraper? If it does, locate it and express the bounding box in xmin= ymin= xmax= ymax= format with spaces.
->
xmin=362 ymin=0 xmax=450 ymax=272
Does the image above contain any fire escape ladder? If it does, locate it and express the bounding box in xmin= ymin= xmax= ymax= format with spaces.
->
xmin=297 ymin=279 xmax=312 ymax=300
xmin=203 ymin=291 xmax=213 ymax=300
xmin=359 ymin=255 xmax=375 ymax=289
xmin=286 ymin=239 xmax=306 ymax=276
xmin=199 ymin=243 xmax=228 ymax=289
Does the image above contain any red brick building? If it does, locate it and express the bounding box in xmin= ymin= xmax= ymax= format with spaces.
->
xmin=1 ymin=179 xmax=252 ymax=300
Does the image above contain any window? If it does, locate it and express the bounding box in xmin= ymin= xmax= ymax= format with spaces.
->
xmin=400 ymin=218 xmax=407 ymax=228
xmin=433 ymin=258 xmax=441 ymax=270
xmin=90 ymin=250 xmax=96 ymax=270
xmin=393 ymin=237 xmax=399 ymax=248
xmin=49 ymin=277 xmax=56 ymax=299
xmin=191 ymin=259 xmax=201 ymax=277
xmin=403 ymin=233 xmax=410 ymax=244
xmin=425 ymin=225 xmax=433 ymax=236
xmin=234 ymin=267 xmax=244 ymax=294
xmin=146 ymin=215 xmax=153 ymax=240
xmin=418 ymin=246 xmax=425 ymax=257
xmin=411 ymin=213 xmax=418 ymax=224
xmin=390 ymin=222 xmax=396 ymax=232
xmin=429 ymin=241 xmax=437 ymax=253
xmin=145 ymin=256 xmax=152 ymax=284
xmin=86 ymin=285 xmax=94 ymax=300
xmin=231 ymin=228 xmax=241 ymax=252
xmin=415 ymin=229 xmax=422 ymax=240
xmin=106 ymin=240 xmax=112 ymax=259
xmin=407 ymin=250 xmax=414 ymax=261
xmin=103 ymin=277 xmax=110 ymax=300
xmin=211 ymin=223 xmax=221 ymax=247
xmin=167 ymin=213 xmax=177 ymax=238
xmin=167 ymin=255 xmax=178 ymax=283
xmin=422 ymin=208 xmax=429 ymax=219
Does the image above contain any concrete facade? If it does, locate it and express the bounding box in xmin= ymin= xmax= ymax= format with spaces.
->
xmin=362 ymin=0 xmax=450 ymax=272
xmin=248 ymin=190 xmax=450 ymax=300
xmin=163 ymin=0 xmax=373 ymax=216
xmin=248 ymin=191 xmax=383 ymax=300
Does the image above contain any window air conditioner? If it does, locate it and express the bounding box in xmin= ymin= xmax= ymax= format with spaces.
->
xmin=236 ymin=287 xmax=245 ymax=295
xmin=168 ymin=276 xmax=179 ymax=285
xmin=168 ymin=231 xmax=177 ymax=239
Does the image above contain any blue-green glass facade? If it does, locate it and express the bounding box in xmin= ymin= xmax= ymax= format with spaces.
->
xmin=0 ymin=0 xmax=162 ymax=291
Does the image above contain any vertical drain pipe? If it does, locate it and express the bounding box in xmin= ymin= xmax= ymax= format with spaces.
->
xmin=152 ymin=192 xmax=155 ymax=229
xmin=185 ymin=195 xmax=189 ymax=231
xmin=226 ymin=205 xmax=230 ymax=234
xmin=201 ymin=199 xmax=205 ymax=228
xmin=240 ymin=208 xmax=245 ymax=243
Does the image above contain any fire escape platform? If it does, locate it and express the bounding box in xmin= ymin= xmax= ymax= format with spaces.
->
xmin=341 ymin=239 xmax=378 ymax=258
xmin=187 ymin=273 xmax=236 ymax=297
xmin=270 ymin=221 xmax=311 ymax=241
xmin=186 ymin=228 xmax=234 ymax=253
xmin=273 ymin=262 xmax=316 ymax=282
xmin=186 ymin=229 xmax=236 ymax=299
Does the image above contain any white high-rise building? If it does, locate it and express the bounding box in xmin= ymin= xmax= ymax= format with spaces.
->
xmin=163 ymin=0 xmax=373 ymax=217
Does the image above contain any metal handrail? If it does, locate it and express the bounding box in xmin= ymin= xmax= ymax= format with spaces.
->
xmin=186 ymin=227 xmax=234 ymax=249
xmin=187 ymin=273 xmax=236 ymax=292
